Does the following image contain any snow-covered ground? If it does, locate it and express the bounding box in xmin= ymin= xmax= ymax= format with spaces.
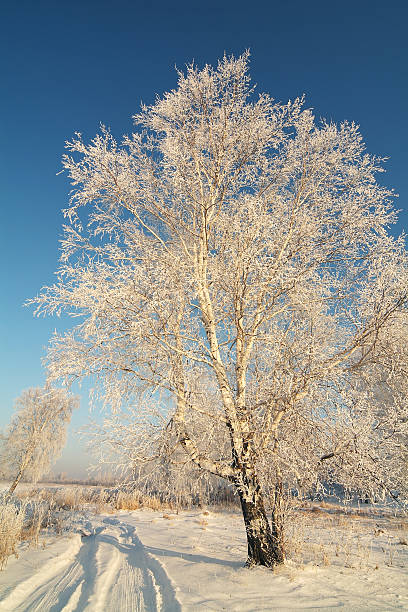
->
xmin=0 ymin=506 xmax=407 ymax=611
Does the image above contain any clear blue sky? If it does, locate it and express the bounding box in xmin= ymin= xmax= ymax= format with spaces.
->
xmin=1 ymin=0 xmax=407 ymax=477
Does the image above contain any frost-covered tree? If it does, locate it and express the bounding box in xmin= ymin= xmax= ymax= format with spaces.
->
xmin=2 ymin=387 xmax=78 ymax=497
xmin=33 ymin=54 xmax=408 ymax=567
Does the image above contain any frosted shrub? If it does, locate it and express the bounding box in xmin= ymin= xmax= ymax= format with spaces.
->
xmin=0 ymin=497 xmax=26 ymax=569
xmin=21 ymin=501 xmax=49 ymax=547
xmin=0 ymin=492 xmax=77 ymax=570
xmin=114 ymin=490 xmax=164 ymax=511
xmin=52 ymin=487 xmax=85 ymax=511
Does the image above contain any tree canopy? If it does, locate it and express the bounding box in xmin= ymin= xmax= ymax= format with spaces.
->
xmin=33 ymin=54 xmax=408 ymax=566
xmin=2 ymin=386 xmax=78 ymax=497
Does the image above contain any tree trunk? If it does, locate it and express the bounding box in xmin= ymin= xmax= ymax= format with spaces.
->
xmin=271 ymin=481 xmax=285 ymax=560
xmin=237 ymin=474 xmax=285 ymax=567
xmin=6 ymin=469 xmax=24 ymax=499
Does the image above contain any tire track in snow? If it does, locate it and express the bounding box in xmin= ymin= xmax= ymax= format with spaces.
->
xmin=0 ymin=519 xmax=181 ymax=612
xmin=92 ymin=517 xmax=181 ymax=612
xmin=0 ymin=535 xmax=82 ymax=612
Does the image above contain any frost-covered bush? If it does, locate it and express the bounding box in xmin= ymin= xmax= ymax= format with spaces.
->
xmin=21 ymin=500 xmax=50 ymax=547
xmin=0 ymin=496 xmax=26 ymax=569
xmin=0 ymin=492 xmax=77 ymax=570
xmin=51 ymin=487 xmax=86 ymax=511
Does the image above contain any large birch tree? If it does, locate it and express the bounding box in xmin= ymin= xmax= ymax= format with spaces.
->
xmin=34 ymin=54 xmax=408 ymax=567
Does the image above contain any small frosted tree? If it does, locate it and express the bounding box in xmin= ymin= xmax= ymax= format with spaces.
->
xmin=33 ymin=54 xmax=408 ymax=567
xmin=2 ymin=387 xmax=78 ymax=497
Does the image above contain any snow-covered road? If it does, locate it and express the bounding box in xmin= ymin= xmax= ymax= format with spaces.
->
xmin=0 ymin=517 xmax=181 ymax=612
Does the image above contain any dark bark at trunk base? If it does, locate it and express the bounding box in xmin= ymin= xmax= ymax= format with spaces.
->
xmin=238 ymin=486 xmax=285 ymax=568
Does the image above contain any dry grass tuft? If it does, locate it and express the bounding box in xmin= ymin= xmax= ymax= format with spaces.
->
xmin=285 ymin=503 xmax=408 ymax=572
xmin=0 ymin=499 xmax=26 ymax=569
xmin=114 ymin=490 xmax=166 ymax=511
xmin=20 ymin=502 xmax=48 ymax=547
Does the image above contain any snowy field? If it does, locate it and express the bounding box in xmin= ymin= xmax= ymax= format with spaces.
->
xmin=0 ymin=503 xmax=408 ymax=611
